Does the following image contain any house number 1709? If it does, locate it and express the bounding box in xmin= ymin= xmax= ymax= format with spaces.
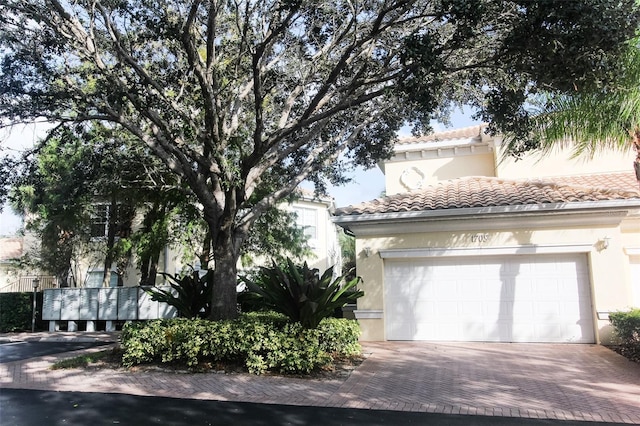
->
xmin=472 ymin=233 xmax=489 ymax=242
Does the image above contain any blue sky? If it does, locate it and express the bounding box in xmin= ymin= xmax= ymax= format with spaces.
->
xmin=0 ymin=109 xmax=481 ymax=235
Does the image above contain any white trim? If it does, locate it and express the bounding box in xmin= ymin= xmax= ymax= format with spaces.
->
xmin=391 ymin=142 xmax=494 ymax=161
xmin=334 ymin=200 xmax=640 ymax=225
xmin=379 ymin=243 xmax=594 ymax=259
xmin=334 ymin=209 xmax=632 ymax=237
xmin=624 ymin=247 xmax=640 ymax=256
xmin=354 ymin=309 xmax=383 ymax=319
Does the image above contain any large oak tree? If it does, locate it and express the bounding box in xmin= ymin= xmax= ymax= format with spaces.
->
xmin=1 ymin=0 xmax=638 ymax=319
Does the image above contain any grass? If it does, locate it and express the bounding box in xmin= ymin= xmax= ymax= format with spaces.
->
xmin=50 ymin=348 xmax=122 ymax=370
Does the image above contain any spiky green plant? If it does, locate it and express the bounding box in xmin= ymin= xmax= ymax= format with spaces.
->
xmin=240 ymin=258 xmax=363 ymax=329
xmin=146 ymin=269 xmax=213 ymax=319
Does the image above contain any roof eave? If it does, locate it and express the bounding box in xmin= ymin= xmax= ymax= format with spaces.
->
xmin=332 ymin=199 xmax=640 ymax=226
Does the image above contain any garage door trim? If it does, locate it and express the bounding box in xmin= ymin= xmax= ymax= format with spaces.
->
xmin=379 ymin=243 xmax=594 ymax=259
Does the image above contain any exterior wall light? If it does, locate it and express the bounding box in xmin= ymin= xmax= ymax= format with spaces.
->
xmin=363 ymin=247 xmax=372 ymax=257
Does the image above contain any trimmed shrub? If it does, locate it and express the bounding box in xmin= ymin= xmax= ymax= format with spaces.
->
xmin=610 ymin=308 xmax=640 ymax=343
xmin=317 ymin=317 xmax=361 ymax=356
xmin=120 ymin=312 xmax=361 ymax=375
xmin=0 ymin=292 xmax=43 ymax=332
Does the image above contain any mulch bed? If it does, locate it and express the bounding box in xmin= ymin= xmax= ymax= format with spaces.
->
xmin=73 ymin=346 xmax=365 ymax=380
xmin=607 ymin=344 xmax=640 ymax=364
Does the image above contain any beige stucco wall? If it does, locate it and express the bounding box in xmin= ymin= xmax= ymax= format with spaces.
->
xmin=239 ymin=198 xmax=341 ymax=273
xmin=353 ymin=217 xmax=636 ymax=344
xmin=384 ymin=152 xmax=496 ymax=195
xmin=353 ymin=131 xmax=639 ymax=344
xmin=284 ymin=198 xmax=341 ymax=272
xmin=384 ymin=138 xmax=633 ymax=194
xmin=495 ymin=144 xmax=633 ymax=179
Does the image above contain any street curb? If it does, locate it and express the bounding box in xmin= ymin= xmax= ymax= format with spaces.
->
xmin=0 ymin=332 xmax=120 ymax=343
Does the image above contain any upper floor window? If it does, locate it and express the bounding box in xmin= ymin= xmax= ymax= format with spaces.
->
xmin=90 ymin=204 xmax=110 ymax=238
xmin=89 ymin=204 xmax=134 ymax=239
xmin=293 ymin=207 xmax=317 ymax=240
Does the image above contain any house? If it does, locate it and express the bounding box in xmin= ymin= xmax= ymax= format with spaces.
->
xmin=0 ymin=236 xmax=57 ymax=293
xmin=282 ymin=189 xmax=342 ymax=273
xmin=69 ymin=191 xmax=341 ymax=288
xmin=0 ymin=237 xmax=24 ymax=292
xmin=333 ymin=125 xmax=640 ymax=345
xmin=31 ymin=191 xmax=341 ymax=331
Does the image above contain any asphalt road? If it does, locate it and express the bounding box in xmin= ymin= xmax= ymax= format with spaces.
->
xmin=0 ymin=341 xmax=110 ymax=363
xmin=0 ymin=389 xmax=630 ymax=426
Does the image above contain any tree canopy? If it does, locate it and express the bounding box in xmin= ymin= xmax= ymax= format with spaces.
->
xmin=501 ymin=40 xmax=640 ymax=185
xmin=1 ymin=0 xmax=638 ymax=319
xmin=11 ymin=123 xmax=311 ymax=286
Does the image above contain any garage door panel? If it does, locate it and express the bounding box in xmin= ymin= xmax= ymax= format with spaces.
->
xmin=387 ymin=320 xmax=415 ymax=340
xmin=461 ymin=301 xmax=484 ymax=316
xmin=384 ymin=254 xmax=594 ymax=343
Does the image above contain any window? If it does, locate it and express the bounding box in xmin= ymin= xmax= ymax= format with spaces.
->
xmin=90 ymin=204 xmax=109 ymax=238
xmin=293 ymin=207 xmax=317 ymax=240
xmin=86 ymin=270 xmax=118 ymax=288
xmin=89 ymin=204 xmax=133 ymax=239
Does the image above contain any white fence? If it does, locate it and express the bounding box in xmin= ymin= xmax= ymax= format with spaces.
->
xmin=42 ymin=287 xmax=177 ymax=331
xmin=0 ymin=276 xmax=58 ymax=293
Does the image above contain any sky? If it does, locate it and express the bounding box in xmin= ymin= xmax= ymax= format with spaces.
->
xmin=0 ymin=121 xmax=54 ymax=236
xmin=0 ymin=109 xmax=481 ymax=236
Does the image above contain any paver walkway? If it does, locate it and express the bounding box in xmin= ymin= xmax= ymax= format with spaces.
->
xmin=1 ymin=336 xmax=639 ymax=423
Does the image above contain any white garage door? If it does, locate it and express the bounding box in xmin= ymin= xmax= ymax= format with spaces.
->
xmin=385 ymin=253 xmax=594 ymax=343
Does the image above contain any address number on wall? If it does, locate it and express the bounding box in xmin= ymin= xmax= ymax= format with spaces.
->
xmin=471 ymin=233 xmax=489 ymax=242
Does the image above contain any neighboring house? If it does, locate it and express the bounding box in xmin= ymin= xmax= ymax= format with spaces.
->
xmin=286 ymin=189 xmax=342 ymax=273
xmin=333 ymin=125 xmax=640 ymax=345
xmin=0 ymin=237 xmax=24 ymax=292
xmin=0 ymin=237 xmax=57 ymax=292
xmin=70 ymin=191 xmax=341 ymax=288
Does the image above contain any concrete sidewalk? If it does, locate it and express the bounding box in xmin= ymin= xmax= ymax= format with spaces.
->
xmin=1 ymin=334 xmax=639 ymax=423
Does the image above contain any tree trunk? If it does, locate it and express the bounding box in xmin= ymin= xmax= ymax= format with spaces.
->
xmin=102 ymin=199 xmax=118 ymax=287
xmin=148 ymin=252 xmax=160 ymax=286
xmin=139 ymin=252 xmax=160 ymax=286
xmin=209 ymin=236 xmax=240 ymax=320
xmin=199 ymin=230 xmax=212 ymax=270
xmin=632 ymin=128 xmax=640 ymax=187
xmin=140 ymin=256 xmax=150 ymax=285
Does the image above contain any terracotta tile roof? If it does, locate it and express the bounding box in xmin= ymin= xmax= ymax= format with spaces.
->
xmin=335 ymin=173 xmax=640 ymax=216
xmin=0 ymin=237 xmax=23 ymax=261
xmin=547 ymin=173 xmax=639 ymax=192
xmin=397 ymin=124 xmax=487 ymax=146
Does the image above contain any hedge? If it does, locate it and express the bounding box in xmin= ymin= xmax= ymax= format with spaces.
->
xmin=0 ymin=292 xmax=44 ymax=332
xmin=609 ymin=308 xmax=640 ymax=343
xmin=120 ymin=311 xmax=361 ymax=375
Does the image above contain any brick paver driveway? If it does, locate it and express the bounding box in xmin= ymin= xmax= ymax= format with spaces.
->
xmin=352 ymin=342 xmax=640 ymax=423
xmin=1 ymin=338 xmax=639 ymax=423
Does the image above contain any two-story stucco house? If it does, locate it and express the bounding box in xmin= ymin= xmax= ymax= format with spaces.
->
xmin=333 ymin=125 xmax=640 ymax=345
xmin=72 ymin=191 xmax=341 ymax=288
